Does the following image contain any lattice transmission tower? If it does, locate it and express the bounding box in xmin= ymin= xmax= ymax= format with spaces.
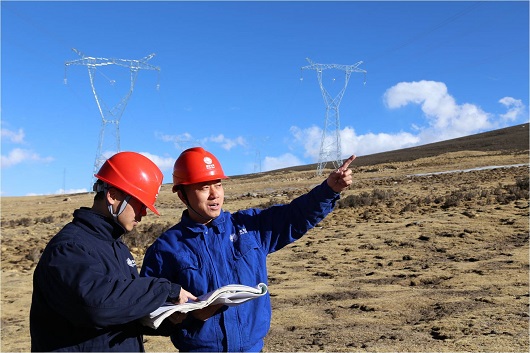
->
xmin=301 ymin=58 xmax=366 ymax=175
xmin=64 ymin=48 xmax=160 ymax=182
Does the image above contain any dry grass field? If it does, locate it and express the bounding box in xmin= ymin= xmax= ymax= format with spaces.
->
xmin=1 ymin=124 xmax=529 ymax=352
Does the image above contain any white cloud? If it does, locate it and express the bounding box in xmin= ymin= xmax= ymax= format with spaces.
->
xmin=340 ymin=127 xmax=420 ymax=157
xmin=262 ymin=153 xmax=303 ymax=172
xmin=499 ymin=97 xmax=525 ymax=122
xmin=288 ymin=80 xmax=527 ymax=161
xmin=155 ymin=132 xmax=200 ymax=149
xmin=1 ymin=148 xmax=54 ymax=168
xmin=209 ymin=134 xmax=246 ymax=151
xmin=52 ymin=188 xmax=88 ymax=196
xmin=383 ymin=80 xmax=493 ymax=139
xmin=140 ymin=152 xmax=176 ymax=172
xmin=156 ymin=131 xmax=246 ymax=151
xmin=289 ymin=125 xmax=322 ymax=158
xmin=290 ymin=125 xmax=420 ymax=160
xmin=1 ymin=127 xmax=25 ymax=143
xmin=25 ymin=189 xmax=88 ymax=197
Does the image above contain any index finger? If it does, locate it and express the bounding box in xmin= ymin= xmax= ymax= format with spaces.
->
xmin=338 ymin=155 xmax=356 ymax=171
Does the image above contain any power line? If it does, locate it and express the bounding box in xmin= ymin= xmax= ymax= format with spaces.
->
xmin=364 ymin=2 xmax=483 ymax=64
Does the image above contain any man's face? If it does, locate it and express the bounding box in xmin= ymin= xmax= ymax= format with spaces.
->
xmin=182 ymin=179 xmax=224 ymax=223
xmin=107 ymin=188 xmax=147 ymax=232
xmin=116 ymin=195 xmax=147 ymax=232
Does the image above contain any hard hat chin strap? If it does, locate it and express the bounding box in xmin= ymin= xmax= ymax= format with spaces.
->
xmin=109 ymin=195 xmax=131 ymax=223
xmin=188 ymin=204 xmax=214 ymax=224
xmin=94 ymin=182 xmax=131 ymax=223
xmin=180 ymin=187 xmax=215 ymax=224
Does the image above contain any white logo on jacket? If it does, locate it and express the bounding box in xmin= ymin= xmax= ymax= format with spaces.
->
xmin=126 ymin=258 xmax=136 ymax=267
xmin=230 ymin=227 xmax=248 ymax=242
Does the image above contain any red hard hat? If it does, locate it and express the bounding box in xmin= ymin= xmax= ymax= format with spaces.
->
xmin=95 ymin=151 xmax=164 ymax=215
xmin=172 ymin=147 xmax=228 ymax=191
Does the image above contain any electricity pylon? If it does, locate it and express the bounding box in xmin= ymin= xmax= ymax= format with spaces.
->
xmin=301 ymin=58 xmax=366 ymax=175
xmin=64 ymin=48 xmax=160 ymax=183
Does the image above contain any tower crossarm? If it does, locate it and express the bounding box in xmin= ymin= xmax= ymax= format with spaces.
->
xmin=65 ymin=48 xmax=160 ymax=72
xmin=301 ymin=57 xmax=366 ymax=75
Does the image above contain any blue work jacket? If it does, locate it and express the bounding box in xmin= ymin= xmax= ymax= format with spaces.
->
xmin=141 ymin=180 xmax=339 ymax=352
xmin=30 ymin=207 xmax=181 ymax=352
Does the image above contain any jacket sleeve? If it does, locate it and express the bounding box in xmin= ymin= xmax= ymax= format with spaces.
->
xmin=39 ymin=241 xmax=177 ymax=328
xmin=235 ymin=180 xmax=340 ymax=254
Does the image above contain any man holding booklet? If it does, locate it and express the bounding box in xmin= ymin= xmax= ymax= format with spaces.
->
xmin=30 ymin=152 xmax=197 ymax=352
xmin=141 ymin=147 xmax=355 ymax=352
xmin=142 ymin=283 xmax=268 ymax=330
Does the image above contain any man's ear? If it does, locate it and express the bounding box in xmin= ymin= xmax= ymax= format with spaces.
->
xmin=176 ymin=189 xmax=186 ymax=204
xmin=106 ymin=187 xmax=119 ymax=206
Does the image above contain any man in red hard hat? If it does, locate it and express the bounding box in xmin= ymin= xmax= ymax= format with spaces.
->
xmin=170 ymin=146 xmax=230 ymax=223
xmin=30 ymin=151 xmax=196 ymax=352
xmin=141 ymin=147 xmax=355 ymax=352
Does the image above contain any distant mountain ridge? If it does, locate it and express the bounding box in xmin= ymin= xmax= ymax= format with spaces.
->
xmin=270 ymin=123 xmax=529 ymax=173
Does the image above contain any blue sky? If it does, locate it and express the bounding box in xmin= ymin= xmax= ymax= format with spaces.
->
xmin=2 ymin=0 xmax=528 ymax=197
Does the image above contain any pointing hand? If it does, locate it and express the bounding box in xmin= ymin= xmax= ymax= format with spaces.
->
xmin=326 ymin=155 xmax=356 ymax=193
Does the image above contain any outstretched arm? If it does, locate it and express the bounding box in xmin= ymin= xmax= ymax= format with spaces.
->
xmin=326 ymin=155 xmax=356 ymax=193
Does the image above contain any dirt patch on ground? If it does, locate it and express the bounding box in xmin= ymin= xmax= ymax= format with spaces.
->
xmin=1 ymin=124 xmax=528 ymax=352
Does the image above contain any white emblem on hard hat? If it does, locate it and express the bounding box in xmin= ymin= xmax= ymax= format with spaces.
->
xmin=204 ymin=157 xmax=213 ymax=165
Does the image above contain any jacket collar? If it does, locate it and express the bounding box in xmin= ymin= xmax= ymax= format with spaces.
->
xmin=73 ymin=207 xmax=126 ymax=241
xmin=180 ymin=209 xmax=226 ymax=234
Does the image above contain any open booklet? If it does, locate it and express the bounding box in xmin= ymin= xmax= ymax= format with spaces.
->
xmin=142 ymin=283 xmax=268 ymax=329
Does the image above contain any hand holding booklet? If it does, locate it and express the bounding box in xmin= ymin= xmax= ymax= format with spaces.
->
xmin=142 ymin=283 xmax=268 ymax=329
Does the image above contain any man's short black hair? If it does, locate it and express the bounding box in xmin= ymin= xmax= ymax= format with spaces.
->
xmin=93 ymin=180 xmax=106 ymax=201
